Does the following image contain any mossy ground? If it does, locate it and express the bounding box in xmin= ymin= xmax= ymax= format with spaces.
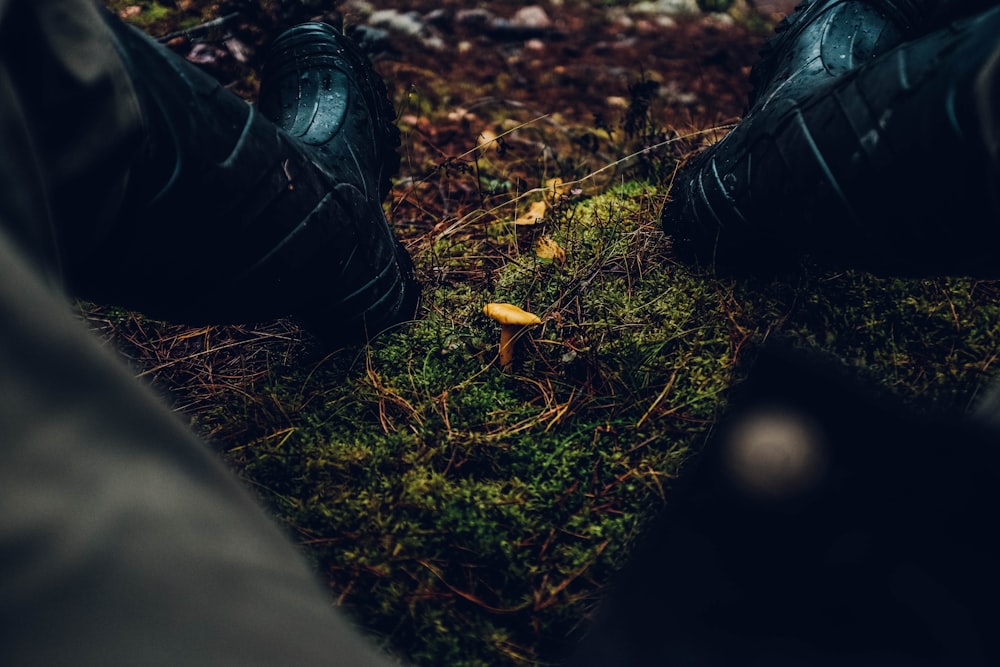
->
xmin=89 ymin=2 xmax=1000 ymax=665
xmin=228 ymin=205 xmax=999 ymax=666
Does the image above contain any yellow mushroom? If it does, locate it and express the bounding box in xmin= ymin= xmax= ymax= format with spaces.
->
xmin=483 ymin=303 xmax=542 ymax=368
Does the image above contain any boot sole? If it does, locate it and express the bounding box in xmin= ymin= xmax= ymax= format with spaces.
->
xmin=260 ymin=22 xmax=401 ymax=202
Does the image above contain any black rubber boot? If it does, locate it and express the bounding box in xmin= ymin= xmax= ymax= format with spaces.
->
xmin=878 ymin=0 xmax=1000 ymax=33
xmin=664 ymin=0 xmax=1000 ymax=276
xmin=746 ymin=0 xmax=907 ymax=112
xmin=749 ymin=0 xmax=1000 ymax=111
xmin=71 ymin=15 xmax=418 ymax=343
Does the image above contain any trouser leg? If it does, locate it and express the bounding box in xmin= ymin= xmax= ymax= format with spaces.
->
xmin=0 ymin=0 xmax=141 ymax=278
xmin=0 ymin=224 xmax=396 ymax=666
xmin=0 ymin=2 xmax=397 ymax=664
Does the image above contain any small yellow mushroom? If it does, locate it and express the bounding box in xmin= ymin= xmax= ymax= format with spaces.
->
xmin=483 ymin=303 xmax=542 ymax=368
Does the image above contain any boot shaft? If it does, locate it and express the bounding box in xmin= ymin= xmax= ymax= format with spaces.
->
xmin=666 ymin=4 xmax=1000 ymax=276
xmin=72 ymin=14 xmax=417 ymax=341
xmin=748 ymin=0 xmax=1000 ymax=112
xmin=879 ymin=0 xmax=1000 ymax=33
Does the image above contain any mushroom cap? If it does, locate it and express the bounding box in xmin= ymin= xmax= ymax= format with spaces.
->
xmin=483 ymin=303 xmax=542 ymax=326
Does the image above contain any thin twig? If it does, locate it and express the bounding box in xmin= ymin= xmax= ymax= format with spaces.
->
xmin=156 ymin=12 xmax=241 ymax=43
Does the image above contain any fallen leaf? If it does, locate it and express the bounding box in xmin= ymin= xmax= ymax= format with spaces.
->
xmin=536 ymin=236 xmax=566 ymax=264
xmin=187 ymin=43 xmax=227 ymax=65
xmin=224 ymin=38 xmax=251 ymax=64
xmin=514 ymin=200 xmax=547 ymax=226
xmin=545 ymin=177 xmax=569 ymax=196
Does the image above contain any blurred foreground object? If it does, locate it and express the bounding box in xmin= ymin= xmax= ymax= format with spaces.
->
xmin=573 ymin=345 xmax=1000 ymax=666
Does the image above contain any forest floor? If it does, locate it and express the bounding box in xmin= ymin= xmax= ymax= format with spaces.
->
xmin=90 ymin=2 xmax=1000 ymax=666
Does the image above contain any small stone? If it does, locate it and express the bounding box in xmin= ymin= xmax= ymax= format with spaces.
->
xmin=369 ymin=9 xmax=424 ymax=37
xmin=511 ymin=6 xmax=553 ymax=31
xmin=366 ymin=9 xmax=444 ymax=50
xmin=632 ymin=0 xmax=700 ymax=15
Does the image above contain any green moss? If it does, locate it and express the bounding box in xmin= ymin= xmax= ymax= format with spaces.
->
xmin=202 ymin=181 xmax=1000 ymax=665
xmin=106 ymin=1 xmax=173 ymax=28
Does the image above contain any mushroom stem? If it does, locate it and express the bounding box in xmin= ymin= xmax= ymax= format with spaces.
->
xmin=483 ymin=302 xmax=542 ymax=370
xmin=498 ymin=326 xmax=516 ymax=368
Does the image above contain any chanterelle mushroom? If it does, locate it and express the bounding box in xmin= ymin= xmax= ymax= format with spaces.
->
xmin=483 ymin=303 xmax=542 ymax=368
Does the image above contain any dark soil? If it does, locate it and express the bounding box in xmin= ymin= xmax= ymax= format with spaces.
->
xmin=135 ymin=0 xmax=796 ymax=240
